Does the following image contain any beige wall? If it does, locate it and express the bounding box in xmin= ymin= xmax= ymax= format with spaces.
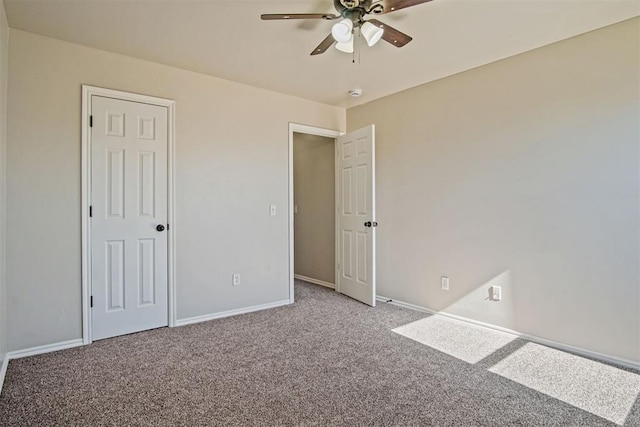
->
xmin=348 ymin=18 xmax=640 ymax=364
xmin=0 ymin=1 xmax=8 ymax=363
xmin=7 ymin=30 xmax=345 ymax=351
xmin=293 ymin=132 xmax=335 ymax=284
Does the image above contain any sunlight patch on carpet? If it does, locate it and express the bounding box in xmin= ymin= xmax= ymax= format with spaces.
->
xmin=489 ymin=342 xmax=640 ymax=425
xmin=392 ymin=315 xmax=517 ymax=364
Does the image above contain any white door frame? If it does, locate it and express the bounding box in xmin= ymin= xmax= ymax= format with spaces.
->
xmin=81 ymin=85 xmax=177 ymax=345
xmin=288 ymin=123 xmax=343 ymax=303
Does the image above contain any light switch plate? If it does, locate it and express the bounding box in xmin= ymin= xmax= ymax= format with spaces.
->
xmin=489 ymin=285 xmax=502 ymax=301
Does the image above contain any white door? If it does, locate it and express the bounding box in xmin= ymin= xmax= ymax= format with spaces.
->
xmin=90 ymin=95 xmax=169 ymax=340
xmin=337 ymin=125 xmax=376 ymax=306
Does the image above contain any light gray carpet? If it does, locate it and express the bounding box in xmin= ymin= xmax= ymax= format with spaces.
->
xmin=1 ymin=281 xmax=638 ymax=426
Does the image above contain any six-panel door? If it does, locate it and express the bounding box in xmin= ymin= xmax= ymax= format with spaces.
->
xmin=337 ymin=125 xmax=376 ymax=306
xmin=91 ymin=95 xmax=169 ymax=340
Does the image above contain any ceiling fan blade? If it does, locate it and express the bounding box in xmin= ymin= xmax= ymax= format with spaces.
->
xmin=310 ymin=34 xmax=336 ymax=56
xmin=261 ymin=13 xmax=339 ymax=20
xmin=371 ymin=0 xmax=434 ymax=14
xmin=367 ymin=19 xmax=412 ymax=47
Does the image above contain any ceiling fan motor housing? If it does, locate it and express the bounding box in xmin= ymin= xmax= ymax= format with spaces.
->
xmin=333 ymin=0 xmax=384 ymax=28
xmin=335 ymin=0 xmax=377 ymax=21
xmin=339 ymin=0 xmax=361 ymax=9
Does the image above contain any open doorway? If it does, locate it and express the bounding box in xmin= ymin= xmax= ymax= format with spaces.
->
xmin=293 ymin=132 xmax=337 ymax=289
xmin=288 ymin=123 xmax=377 ymax=306
xmin=288 ymin=124 xmax=342 ymax=303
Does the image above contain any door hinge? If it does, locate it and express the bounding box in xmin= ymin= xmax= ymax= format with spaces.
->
xmin=89 ymin=205 xmax=93 ymax=217
xmin=90 ymin=296 xmax=93 ymax=308
xmin=89 ymin=115 xmax=93 ymax=127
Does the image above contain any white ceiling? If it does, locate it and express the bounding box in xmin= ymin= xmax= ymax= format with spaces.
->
xmin=3 ymin=0 xmax=639 ymax=107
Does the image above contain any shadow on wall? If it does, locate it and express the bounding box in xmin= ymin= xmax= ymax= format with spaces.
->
xmin=441 ymin=269 xmax=515 ymax=329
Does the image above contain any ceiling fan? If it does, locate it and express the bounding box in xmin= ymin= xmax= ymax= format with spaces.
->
xmin=261 ymin=0 xmax=434 ymax=55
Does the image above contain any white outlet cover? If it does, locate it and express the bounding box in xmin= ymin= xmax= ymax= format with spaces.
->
xmin=269 ymin=204 xmax=277 ymax=216
xmin=441 ymin=276 xmax=450 ymax=290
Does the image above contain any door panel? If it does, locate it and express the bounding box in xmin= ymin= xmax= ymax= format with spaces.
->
xmin=106 ymin=240 xmax=125 ymax=311
xmin=139 ymin=152 xmax=156 ymax=217
xmin=357 ymin=231 xmax=367 ymax=283
xmin=91 ymin=95 xmax=169 ymax=340
xmin=337 ymin=125 xmax=376 ymax=306
xmin=138 ymin=238 xmax=156 ymax=306
xmin=107 ymin=149 xmax=125 ymax=218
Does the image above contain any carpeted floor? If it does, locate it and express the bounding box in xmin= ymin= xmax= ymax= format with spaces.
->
xmin=1 ymin=281 xmax=638 ymax=426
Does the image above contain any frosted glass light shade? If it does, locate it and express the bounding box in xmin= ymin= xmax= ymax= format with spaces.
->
xmin=361 ymin=21 xmax=384 ymax=46
xmin=332 ymin=19 xmax=353 ymax=43
xmin=335 ymin=37 xmax=354 ymax=53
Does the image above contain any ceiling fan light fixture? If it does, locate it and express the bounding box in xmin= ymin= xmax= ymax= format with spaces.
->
xmin=335 ymin=37 xmax=354 ymax=53
xmin=331 ymin=18 xmax=353 ymax=43
xmin=361 ymin=21 xmax=384 ymax=47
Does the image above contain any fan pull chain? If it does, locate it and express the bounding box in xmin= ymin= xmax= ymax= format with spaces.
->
xmin=353 ymin=29 xmax=361 ymax=64
xmin=352 ymin=30 xmax=356 ymax=63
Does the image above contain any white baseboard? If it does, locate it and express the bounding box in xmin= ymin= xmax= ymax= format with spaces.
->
xmin=294 ymin=274 xmax=335 ymax=289
xmin=377 ymin=295 xmax=640 ymax=371
xmin=0 ymin=338 xmax=85 ymax=393
xmin=175 ymin=299 xmax=291 ymax=327
xmin=7 ymin=338 xmax=85 ymax=360
xmin=0 ymin=353 xmax=8 ymax=395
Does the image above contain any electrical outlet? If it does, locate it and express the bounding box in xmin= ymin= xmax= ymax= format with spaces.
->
xmin=232 ymin=273 xmax=240 ymax=286
xmin=489 ymin=285 xmax=502 ymax=301
xmin=269 ymin=204 xmax=277 ymax=216
xmin=441 ymin=276 xmax=450 ymax=291
xmin=294 ymin=205 xmax=298 ymax=214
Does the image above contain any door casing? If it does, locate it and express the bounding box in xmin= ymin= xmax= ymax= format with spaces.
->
xmin=81 ymin=85 xmax=177 ymax=345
